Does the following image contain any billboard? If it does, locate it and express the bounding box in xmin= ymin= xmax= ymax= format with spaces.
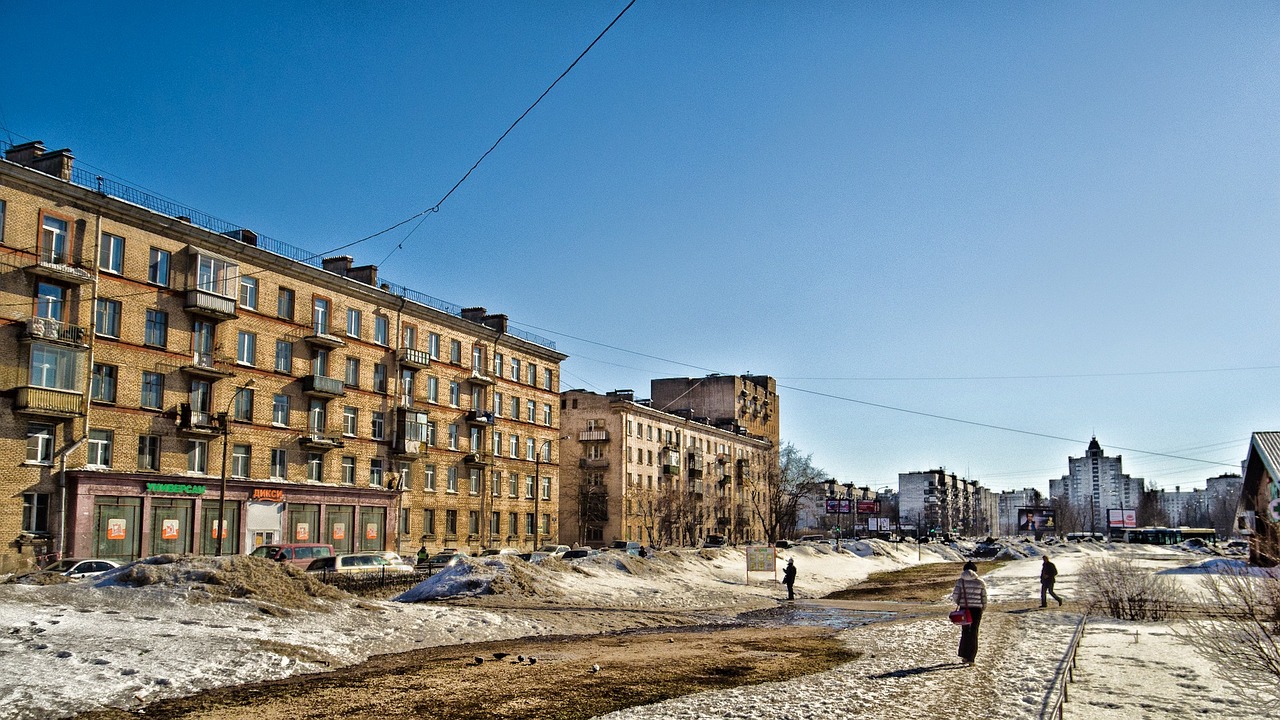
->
xmin=1107 ymin=508 xmax=1137 ymax=528
xmin=1017 ymin=507 xmax=1056 ymax=533
xmin=857 ymin=500 xmax=880 ymax=514
xmin=825 ymin=498 xmax=851 ymax=514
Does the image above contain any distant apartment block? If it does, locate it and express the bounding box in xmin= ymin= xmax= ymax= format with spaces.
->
xmin=1049 ymin=437 xmax=1145 ymax=535
xmin=898 ymin=469 xmax=994 ymax=537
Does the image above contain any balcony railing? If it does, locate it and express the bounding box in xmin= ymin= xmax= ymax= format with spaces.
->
xmin=301 ymin=375 xmax=345 ymax=398
xmin=467 ymin=369 xmax=495 ymax=386
xmin=578 ymin=429 xmax=610 ymax=442
xmin=465 ymin=410 xmax=495 ymax=426
xmin=578 ymin=457 xmax=610 ymax=470
xmin=22 ymin=317 xmax=88 ymax=347
xmin=303 ymin=331 xmax=346 ymax=349
xmin=15 ymin=387 xmax=84 ymax=417
xmin=26 ymin=258 xmax=92 ymax=285
xmin=397 ymin=347 xmax=430 ymax=369
xmin=184 ymin=289 xmax=238 ymax=320
xmin=300 ymin=433 xmax=345 ymax=450
xmin=661 ymin=464 xmax=680 ymax=476
xmin=463 ymin=452 xmax=493 ymax=467
xmin=183 ymin=351 xmax=233 ymax=378
xmin=177 ymin=403 xmax=221 ymax=434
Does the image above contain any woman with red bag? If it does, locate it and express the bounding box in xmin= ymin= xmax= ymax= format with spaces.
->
xmin=951 ymin=561 xmax=988 ymax=665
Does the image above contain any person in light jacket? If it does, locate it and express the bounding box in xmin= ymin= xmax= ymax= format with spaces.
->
xmin=951 ymin=561 xmax=989 ymax=664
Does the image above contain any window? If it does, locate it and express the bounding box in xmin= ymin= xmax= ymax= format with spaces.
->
xmin=231 ymin=444 xmax=251 ymax=478
xmin=526 ymin=438 xmax=535 ymax=460
xmin=424 ymin=464 xmax=436 ymax=491
xmin=493 ymin=392 xmax=503 ymax=417
xmin=510 ymin=434 xmax=519 ymax=458
xmin=400 ymin=369 xmax=415 ymax=401
xmin=236 ymin=331 xmax=256 ymax=366
xmin=525 ymin=474 xmax=535 ymax=499
xmin=428 ymin=332 xmax=440 ymax=359
xmin=270 ymin=448 xmax=287 ymax=481
xmin=233 ymin=387 xmax=254 ymax=421
xmin=449 ymin=339 xmax=461 ymax=364
xmin=188 ymin=439 xmax=209 ymax=474
xmin=508 ymin=473 xmax=518 ymax=497
xmin=272 ymin=394 xmax=289 ymax=426
xmin=35 ymin=281 xmax=66 ymax=321
xmin=510 ymin=396 xmax=520 ymax=419
xmin=26 ymin=424 xmax=54 ymax=464
xmin=528 ymin=363 xmax=537 ymax=386
xmin=526 ymin=399 xmax=536 ymax=423
xmin=343 ymin=406 xmax=358 ymax=436
xmin=41 ymin=215 xmax=70 ymax=264
xmin=275 ymin=340 xmax=293 ymax=373
xmin=422 ymin=508 xmax=436 ymax=536
xmin=196 ymin=254 xmax=237 ymax=297
xmin=469 ymin=469 xmax=481 ymax=495
xmin=402 ymin=325 xmax=417 ymax=349
xmin=509 ymin=512 xmax=519 ymax=536
xmin=511 ymin=358 xmax=521 ymax=380
xmin=307 ymin=453 xmax=323 ymax=482
xmin=91 ymin=363 xmax=118 ymax=403
xmin=193 ymin=320 xmax=214 ymax=356
xmin=22 ymin=492 xmax=49 ymax=533
xmin=308 ymin=399 xmax=327 ymax=434
xmin=374 ymin=315 xmax=389 ymax=346
xmin=144 ymin=309 xmax=168 ymax=348
xmin=469 ymin=426 xmax=482 ymax=452
xmin=494 ymin=352 xmax=504 ymax=378
xmin=426 ymin=421 xmax=437 ymax=447
xmin=472 ymin=345 xmax=484 ymax=371
xmin=542 ymin=403 xmax=552 ymax=426
xmin=95 ymin=299 xmax=121 ymax=338
xmin=140 ymin=371 xmax=165 ymax=410
xmin=448 ymin=424 xmax=459 ymax=450
xmin=373 ymin=364 xmax=387 ymax=393
xmin=427 ymin=376 xmax=439 ymax=403
xmin=138 ymin=435 xmax=160 ymax=471
xmin=449 ymin=381 xmax=460 ymax=407
xmin=492 ymin=471 xmax=502 ymax=497
xmin=541 ymin=476 xmax=551 ymax=501
xmin=312 ymin=348 xmax=329 ymax=377
xmin=99 ymin=233 xmax=124 ymax=274
xmin=526 ymin=513 xmax=536 ymax=535
xmin=446 ymin=510 xmax=458 ymax=536
xmin=544 ymin=368 xmax=554 ymax=391
xmin=148 ymin=248 xmax=170 ymax=286
xmin=469 ymin=511 xmax=480 ymax=534
xmin=341 ymin=456 xmax=355 ymax=485
xmin=312 ymin=297 xmax=330 ymax=334
xmin=239 ymin=276 xmax=258 ymax=310
xmin=447 ymin=466 xmax=458 ymax=493
xmin=493 ymin=431 xmax=502 ymax=456
xmin=345 ymin=357 xmax=360 ymax=387
xmin=372 ymin=411 xmax=386 ymax=440
xmin=277 ymin=287 xmax=295 ymax=320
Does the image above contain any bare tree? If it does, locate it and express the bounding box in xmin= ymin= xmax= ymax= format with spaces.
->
xmin=1175 ymin=565 xmax=1280 ymax=713
xmin=754 ymin=442 xmax=830 ymax=543
xmin=1078 ymin=557 xmax=1181 ymax=620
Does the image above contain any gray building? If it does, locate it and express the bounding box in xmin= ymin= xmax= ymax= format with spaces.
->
xmin=1049 ymin=437 xmax=1145 ymax=535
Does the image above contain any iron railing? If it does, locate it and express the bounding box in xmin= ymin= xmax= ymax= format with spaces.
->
xmin=1042 ymin=615 xmax=1087 ymax=720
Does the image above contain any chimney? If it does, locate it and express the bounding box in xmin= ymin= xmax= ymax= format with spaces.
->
xmin=482 ymin=313 xmax=508 ymax=334
xmin=322 ymin=256 xmax=354 ymax=275
xmin=346 ymin=264 xmax=377 ymax=286
xmin=461 ymin=307 xmax=487 ymax=323
xmin=29 ymin=148 xmax=74 ymax=181
xmin=5 ymin=140 xmax=45 ymax=166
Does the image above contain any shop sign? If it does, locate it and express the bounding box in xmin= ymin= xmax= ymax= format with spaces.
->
xmin=107 ymin=518 xmax=127 ymax=540
xmin=146 ymin=482 xmax=206 ymax=495
xmin=161 ymin=519 xmax=180 ymax=540
xmin=251 ymin=488 xmax=285 ymax=502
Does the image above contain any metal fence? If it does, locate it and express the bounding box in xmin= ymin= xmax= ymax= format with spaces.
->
xmin=1042 ymin=615 xmax=1087 ymax=720
xmin=310 ymin=568 xmax=432 ymax=596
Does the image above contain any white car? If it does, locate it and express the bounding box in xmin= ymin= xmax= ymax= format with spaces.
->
xmin=40 ymin=558 xmax=121 ymax=579
xmin=355 ymin=551 xmax=415 ymax=572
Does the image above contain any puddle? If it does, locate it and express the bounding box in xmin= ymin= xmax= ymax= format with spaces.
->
xmin=739 ymin=604 xmax=894 ymax=630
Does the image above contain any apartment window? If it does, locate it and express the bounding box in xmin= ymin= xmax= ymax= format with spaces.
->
xmin=544 ymin=368 xmax=554 ymax=391
xmin=140 ymin=371 xmax=164 ymax=410
xmin=511 ymin=358 xmax=521 ymax=380
xmin=312 ymin=297 xmax=330 ymax=334
xmin=239 ymin=276 xmax=258 ymax=310
xmin=540 ymin=514 xmax=550 ymax=535
xmin=346 ymin=308 xmax=361 ymax=339
xmin=233 ymin=387 xmax=254 ymax=422
xmin=345 ymin=357 xmax=360 ymax=387
xmin=196 ymin=255 xmax=237 ymax=297
xmin=427 ymin=376 xmax=439 ymax=403
xmin=509 ymin=434 xmax=519 ymax=458
xmin=405 ymin=411 xmax=428 ymax=443
xmin=35 ymin=281 xmax=66 ymax=321
xmin=526 ymin=513 xmax=535 ymax=535
xmin=192 ymin=320 xmax=214 ymax=357
xmin=510 ymin=396 xmax=520 ymax=420
xmin=85 ymin=428 xmax=114 ymax=467
xmin=40 ymin=215 xmax=70 ymax=264
xmin=470 ymin=385 xmax=483 ymax=411
xmin=400 ymin=369 xmax=415 ymax=400
xmin=541 ymin=476 xmax=551 ymax=501
xmin=99 ymin=233 xmax=124 ymax=274
xmin=275 ymin=340 xmax=292 ymax=373
xmin=422 ymin=508 xmax=436 ymax=536
xmin=91 ymin=363 xmax=118 ymax=403
xmin=95 ymin=299 xmax=121 ymax=338
xmin=526 ymin=438 xmax=535 ymax=460
xmin=341 ymin=456 xmax=355 ymax=485
xmin=490 ymin=511 xmax=500 ymax=535
xmin=373 ymin=364 xmax=388 ymax=393
xmin=424 ymin=464 xmax=436 ymax=491
xmin=231 ymin=444 xmax=251 ymax=479
xmin=469 ymin=426 xmax=482 ymax=452
xmin=472 ymin=345 xmax=484 ymax=371
xmin=528 ymin=363 xmax=537 ymax=385
xmin=144 ymin=309 xmax=168 ymax=348
xmin=525 ymin=475 xmax=535 ymax=499
xmin=308 ymin=399 xmax=327 ymax=434
xmin=509 ymin=512 xmax=519 ymax=535
xmin=468 ymin=510 xmax=480 ymax=534
xmin=374 ymin=315 xmax=389 ymax=346
xmin=236 ymin=331 xmax=256 ymax=366
xmin=277 ymin=287 xmax=295 ymax=320
xmin=449 ymin=339 xmax=461 ymax=364
xmin=270 ymin=448 xmax=287 ymax=481
xmin=448 ymin=424 xmax=459 ymax=450
xmin=492 ymin=471 xmax=502 ymax=497
xmin=188 ymin=439 xmax=209 ymax=474
xmin=148 ymin=248 xmax=170 ymax=286
xmin=493 ymin=431 xmax=503 ymax=457
xmin=427 ymin=332 xmax=440 ymax=359
xmin=427 ymin=421 xmax=437 ymax=447
xmin=508 ymin=473 xmax=519 ymax=497
xmin=272 ymin=394 xmax=289 ymax=426
xmin=526 ymin=400 xmax=536 ymax=423
xmin=469 ymin=469 xmax=481 ymax=495
xmin=138 ymin=435 xmax=160 ymax=472
xmin=312 ymin=348 xmax=329 ymax=377
xmin=343 ymin=406 xmax=358 ymax=436
xmin=446 ymin=510 xmax=458 ymax=536
xmin=372 ymin=411 xmax=386 ymax=440
xmin=494 ymin=352 xmax=504 ymax=378
xmin=307 ymin=453 xmax=323 ymax=482
xmin=22 ymin=493 xmax=49 ymax=533
xmin=447 ymin=466 xmax=458 ymax=493
xmin=542 ymin=403 xmax=552 ymax=426
xmin=494 ymin=392 xmax=503 ymax=417
xmin=449 ymin=381 xmax=460 ymax=407
xmin=26 ymin=424 xmax=54 ymax=464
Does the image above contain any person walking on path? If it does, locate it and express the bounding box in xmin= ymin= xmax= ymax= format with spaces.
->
xmin=1040 ymin=554 xmax=1064 ymax=607
xmin=952 ymin=561 xmax=988 ymax=665
xmin=782 ymin=558 xmax=797 ymax=600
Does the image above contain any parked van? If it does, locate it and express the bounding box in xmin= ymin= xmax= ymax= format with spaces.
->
xmin=608 ymin=540 xmax=642 ymax=556
xmin=701 ymin=534 xmax=726 ymax=548
xmin=249 ymin=543 xmax=335 ymax=569
xmin=305 ymin=553 xmax=414 ymax=574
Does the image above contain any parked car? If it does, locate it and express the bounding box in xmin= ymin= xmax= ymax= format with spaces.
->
xmin=607 ymin=541 xmax=642 ymax=556
xmin=425 ymin=550 xmax=469 ymax=572
xmin=39 ymin=558 xmax=121 ymax=579
xmin=515 ymin=551 xmax=550 ymax=562
xmin=797 ymin=534 xmax=825 ymax=544
xmin=701 ymin=534 xmax=726 ymax=548
xmin=560 ymin=548 xmax=598 ymax=560
xmin=538 ymin=544 xmax=570 ymax=556
xmin=306 ymin=553 xmax=414 ymax=574
xmin=355 ymin=551 xmax=415 ymax=572
xmin=478 ymin=548 xmax=520 ymax=557
xmin=249 ymin=543 xmax=335 ymax=569
xmin=773 ymin=539 xmax=792 ymax=549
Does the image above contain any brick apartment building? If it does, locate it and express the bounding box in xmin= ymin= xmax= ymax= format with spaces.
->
xmin=0 ymin=140 xmax=566 ymax=573
xmin=558 ymin=376 xmax=777 ymax=548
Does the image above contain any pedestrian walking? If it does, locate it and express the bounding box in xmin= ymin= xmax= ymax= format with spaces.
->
xmin=1040 ymin=554 xmax=1064 ymax=607
xmin=782 ymin=558 xmax=797 ymax=600
xmin=952 ymin=561 xmax=988 ymax=664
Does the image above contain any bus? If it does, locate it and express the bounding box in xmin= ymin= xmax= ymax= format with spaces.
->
xmin=1123 ymin=527 xmax=1217 ymax=545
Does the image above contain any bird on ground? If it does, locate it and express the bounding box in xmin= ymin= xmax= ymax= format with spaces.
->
xmin=493 ymin=652 xmax=510 ymax=660
xmin=516 ymin=655 xmax=525 ymax=663
xmin=472 ymin=656 xmax=484 ymax=666
xmin=528 ymin=657 xmax=538 ymax=665
xmin=589 ymin=664 xmax=600 ymax=673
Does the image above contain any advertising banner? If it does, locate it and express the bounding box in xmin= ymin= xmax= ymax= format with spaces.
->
xmin=825 ymin=498 xmax=851 ymax=514
xmin=107 ymin=518 xmax=127 ymax=540
xmin=295 ymin=522 xmax=310 ymax=541
xmin=332 ymin=522 xmax=346 ymax=541
xmin=746 ymin=547 xmax=776 ymax=572
xmin=1017 ymin=508 xmax=1055 ymax=532
xmin=1107 ymin=509 xmax=1137 ymax=528
xmin=161 ymin=519 xmax=180 ymax=540
xmin=857 ymin=500 xmax=880 ymax=514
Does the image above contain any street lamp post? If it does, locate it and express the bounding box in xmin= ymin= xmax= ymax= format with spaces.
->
xmin=216 ymin=379 xmax=254 ymax=557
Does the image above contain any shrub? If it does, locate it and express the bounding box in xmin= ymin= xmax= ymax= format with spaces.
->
xmin=1078 ymin=557 xmax=1181 ymax=621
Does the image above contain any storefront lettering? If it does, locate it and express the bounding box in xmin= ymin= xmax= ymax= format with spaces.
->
xmin=146 ymin=482 xmax=206 ymax=495
xmin=251 ymin=488 xmax=285 ymax=502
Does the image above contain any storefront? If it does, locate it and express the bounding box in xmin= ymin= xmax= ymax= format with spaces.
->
xmin=65 ymin=473 xmax=399 ymax=562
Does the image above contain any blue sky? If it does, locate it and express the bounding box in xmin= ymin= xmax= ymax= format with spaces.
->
xmin=3 ymin=1 xmax=1277 ymax=492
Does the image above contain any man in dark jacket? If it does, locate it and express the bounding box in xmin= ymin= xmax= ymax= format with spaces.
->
xmin=783 ymin=558 xmax=796 ymax=600
xmin=1040 ymin=554 xmax=1063 ymax=607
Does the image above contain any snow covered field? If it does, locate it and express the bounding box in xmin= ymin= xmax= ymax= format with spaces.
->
xmin=0 ymin=540 xmax=1265 ymax=720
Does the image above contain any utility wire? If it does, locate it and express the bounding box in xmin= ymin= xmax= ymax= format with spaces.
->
xmin=778 ymin=365 xmax=1280 ymax=381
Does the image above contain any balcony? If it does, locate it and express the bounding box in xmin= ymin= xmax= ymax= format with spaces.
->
xmin=21 ymin=318 xmax=88 ymax=348
xmin=15 ymin=387 xmax=84 ymax=418
xmin=301 ymin=375 xmax=345 ymax=398
xmin=176 ymin=403 xmax=221 ymax=436
xmin=299 ymin=433 xmax=344 ymax=450
xmin=578 ymin=457 xmax=610 ymax=470
xmin=465 ymin=410 xmax=495 ymax=426
xmin=661 ymin=463 xmax=680 ymax=477
xmin=184 ymin=289 xmax=238 ymax=321
xmin=719 ymin=473 xmax=733 ymax=485
xmin=393 ymin=438 xmax=423 ymax=459
xmin=183 ymin=351 xmax=234 ymax=379
xmin=26 ymin=256 xmax=92 ymax=285
xmin=687 ymin=466 xmax=704 ymax=479
xmin=303 ymin=330 xmax=346 ymax=349
xmin=687 ymin=480 xmax=704 ymax=496
xmin=467 ymin=369 xmax=495 ymax=386
xmin=716 ymin=452 xmax=730 ymax=464
xmin=463 ymin=452 xmax=493 ymax=467
xmin=397 ymin=347 xmax=430 ymax=369
xmin=578 ymin=429 xmax=609 ymax=442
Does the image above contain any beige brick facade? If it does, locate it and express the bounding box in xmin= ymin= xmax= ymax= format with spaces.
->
xmin=0 ymin=141 xmax=566 ymax=573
